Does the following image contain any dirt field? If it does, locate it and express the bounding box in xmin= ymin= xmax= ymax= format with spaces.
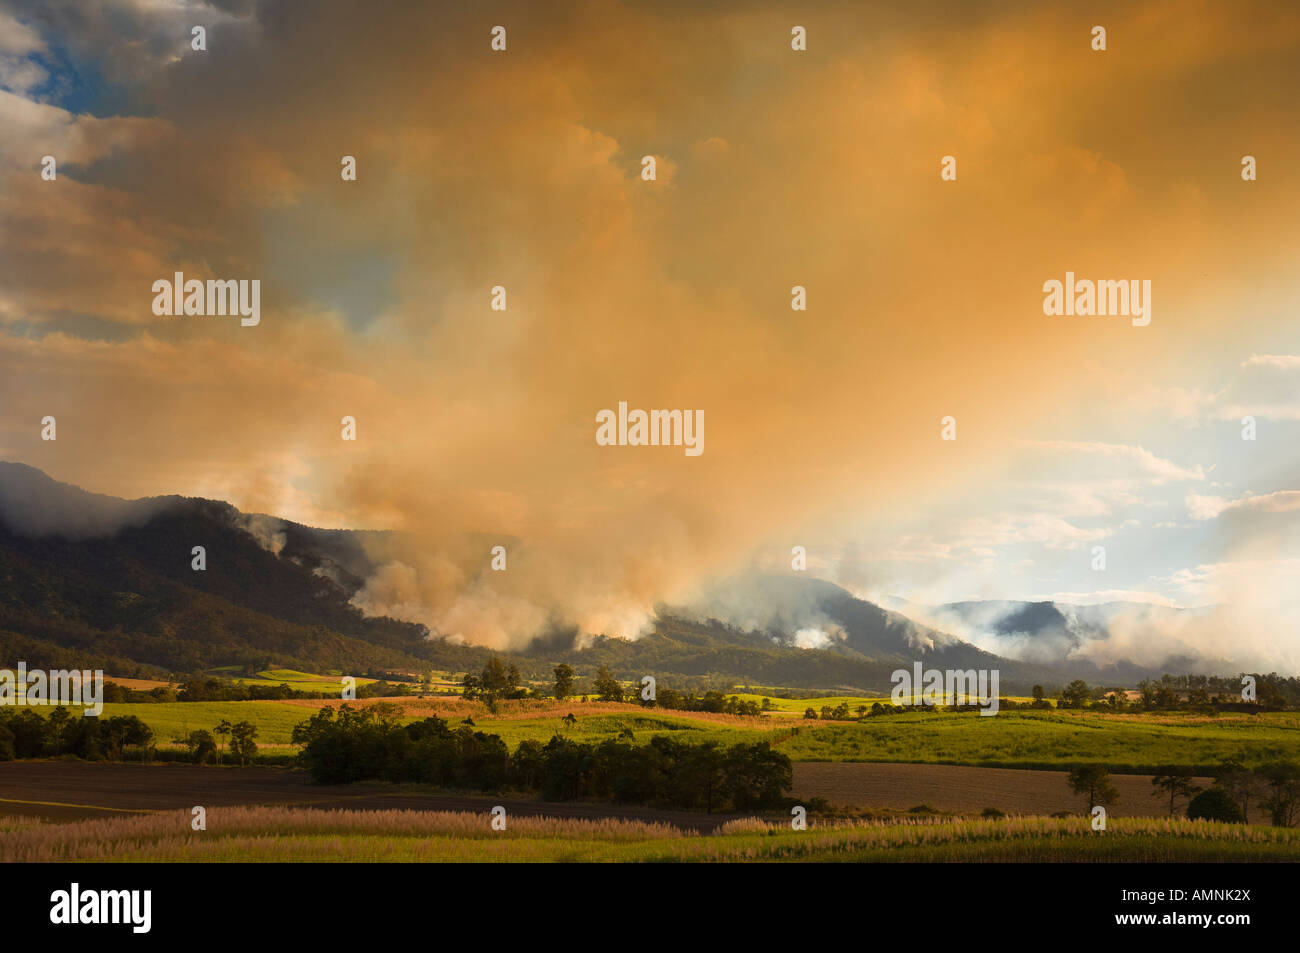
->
xmin=106 ymin=676 xmax=177 ymax=691
xmin=0 ymin=761 xmax=730 ymax=831
xmin=792 ymin=761 xmax=1267 ymax=823
xmin=0 ymin=760 xmax=1264 ymax=831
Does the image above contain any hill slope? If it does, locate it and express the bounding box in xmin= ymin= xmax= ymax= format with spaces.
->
xmin=0 ymin=463 xmax=1059 ymax=690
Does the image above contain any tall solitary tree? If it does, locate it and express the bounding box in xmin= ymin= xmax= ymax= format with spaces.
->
xmin=1259 ymin=761 xmax=1300 ymax=827
xmin=553 ymin=664 xmax=575 ymax=701
xmin=229 ymin=721 xmax=258 ymax=765
xmin=214 ymin=719 xmax=232 ymax=764
xmin=1152 ymin=767 xmax=1201 ymax=815
xmin=1214 ymin=759 xmax=1261 ymax=821
xmin=1068 ymin=764 xmax=1120 ymax=812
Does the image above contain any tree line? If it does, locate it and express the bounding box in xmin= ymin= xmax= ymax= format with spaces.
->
xmin=0 ymin=707 xmax=153 ymax=761
xmin=461 ymin=659 xmax=765 ymax=716
xmin=0 ymin=706 xmax=259 ymax=764
xmin=291 ymin=703 xmax=792 ymax=812
xmin=1066 ymin=760 xmax=1300 ymax=827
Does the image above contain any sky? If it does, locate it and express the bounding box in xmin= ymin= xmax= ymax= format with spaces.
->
xmin=1 ymin=0 xmax=1298 ymax=663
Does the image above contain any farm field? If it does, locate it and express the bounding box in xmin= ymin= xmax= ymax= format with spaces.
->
xmin=29 ymin=699 xmax=1299 ymax=771
xmin=200 ymin=667 xmax=463 ymax=694
xmin=45 ymin=700 xmax=336 ymax=746
xmin=210 ymin=667 xmax=376 ymax=694
xmin=791 ymin=761 xmax=1276 ymax=824
xmin=0 ymin=759 xmax=1271 ymax=827
xmin=0 ymin=761 xmax=729 ymax=828
xmin=731 ymin=693 xmax=1046 ymax=714
xmin=2 ymin=805 xmax=1295 ymax=862
xmin=778 ymin=709 xmax=1300 ymax=771
xmin=30 ymin=698 xmax=773 ymax=747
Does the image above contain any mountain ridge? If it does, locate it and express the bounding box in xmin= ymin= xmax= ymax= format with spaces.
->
xmin=0 ymin=462 xmax=1224 ymax=690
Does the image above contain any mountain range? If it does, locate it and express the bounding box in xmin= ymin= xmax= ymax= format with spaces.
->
xmin=0 ymin=462 xmax=1239 ymax=692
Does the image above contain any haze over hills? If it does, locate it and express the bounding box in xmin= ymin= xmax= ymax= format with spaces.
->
xmin=884 ymin=596 xmax=1234 ymax=683
xmin=0 ymin=462 xmax=1252 ymax=691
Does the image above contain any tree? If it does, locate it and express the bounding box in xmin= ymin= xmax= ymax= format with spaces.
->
xmin=593 ymin=666 xmax=624 ymax=703
xmin=1153 ymin=677 xmax=1179 ymax=708
xmin=1151 ymin=768 xmax=1201 ymax=815
xmin=1214 ymin=759 xmax=1261 ymax=821
xmin=1138 ymin=679 xmax=1156 ymax=709
xmin=100 ymin=716 xmax=152 ymax=762
xmin=1258 ymin=761 xmax=1300 ymax=827
xmin=678 ymin=743 xmax=726 ymax=813
xmin=1061 ymin=680 xmax=1091 ymax=709
xmin=460 ymin=673 xmax=483 ymax=700
xmin=1031 ymin=685 xmax=1045 ymax=703
xmin=186 ymin=729 xmax=216 ymax=765
xmin=553 ymin=663 xmax=575 ymax=701
xmin=1187 ymin=787 xmax=1245 ymax=823
xmin=48 ymin=706 xmax=71 ymax=756
xmin=1067 ymin=764 xmax=1119 ymax=812
xmin=214 ymin=719 xmax=232 ymax=764
xmin=464 ymin=656 xmax=525 ymax=705
xmin=229 ymin=721 xmax=258 ymax=765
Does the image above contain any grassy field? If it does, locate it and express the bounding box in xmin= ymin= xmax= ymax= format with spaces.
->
xmin=2 ymin=806 xmax=1295 ymax=862
xmin=207 ymin=667 xmax=463 ymax=694
xmin=64 ymin=701 xmax=327 ymax=745
xmin=776 ymin=709 xmax=1300 ymax=770
xmin=31 ymin=698 xmax=771 ymax=747
xmin=208 ymin=667 xmax=377 ymax=694
xmin=732 ymin=693 xmax=1046 ymax=714
xmin=27 ymin=699 xmax=1300 ymax=771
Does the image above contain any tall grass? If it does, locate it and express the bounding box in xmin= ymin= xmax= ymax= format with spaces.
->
xmin=0 ymin=807 xmax=685 ymax=862
xmin=3 ymin=808 xmax=1296 ymax=863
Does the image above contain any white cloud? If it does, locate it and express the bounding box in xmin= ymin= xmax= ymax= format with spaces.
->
xmin=1187 ymin=489 xmax=1300 ymax=521
xmin=1024 ymin=440 xmax=1205 ymax=482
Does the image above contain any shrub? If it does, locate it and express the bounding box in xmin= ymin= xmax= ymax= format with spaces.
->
xmin=1187 ymin=786 xmax=1246 ymax=823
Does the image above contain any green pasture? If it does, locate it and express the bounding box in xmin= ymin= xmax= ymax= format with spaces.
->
xmin=775 ymin=709 xmax=1300 ymax=771
xmin=24 ymin=700 xmax=1300 ymax=771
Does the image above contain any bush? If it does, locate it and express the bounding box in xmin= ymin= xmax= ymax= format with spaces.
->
xmin=1187 ymin=786 xmax=1246 ymax=823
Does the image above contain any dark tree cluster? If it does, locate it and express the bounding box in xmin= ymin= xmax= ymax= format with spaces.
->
xmin=291 ymin=704 xmax=792 ymax=812
xmin=461 ymin=657 xmax=528 ymax=706
xmin=650 ymin=687 xmax=763 ymax=716
xmin=0 ymin=707 xmax=153 ymax=761
xmin=175 ymin=677 xmax=414 ymax=702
